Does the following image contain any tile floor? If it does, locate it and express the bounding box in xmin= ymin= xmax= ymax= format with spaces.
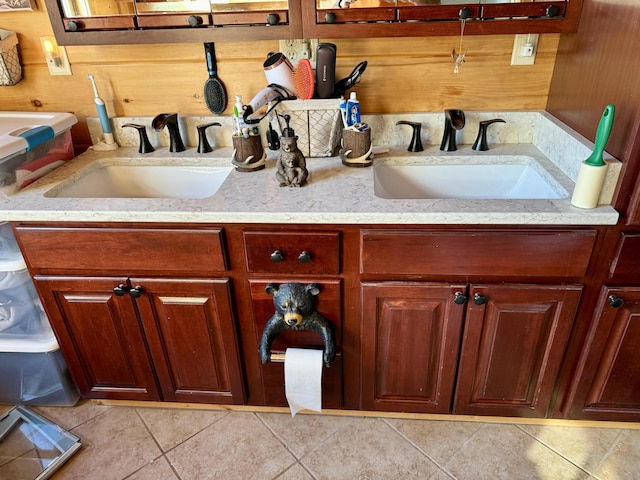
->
xmin=1 ymin=400 xmax=639 ymax=480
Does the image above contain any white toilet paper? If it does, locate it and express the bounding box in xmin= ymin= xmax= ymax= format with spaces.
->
xmin=284 ymin=348 xmax=323 ymax=417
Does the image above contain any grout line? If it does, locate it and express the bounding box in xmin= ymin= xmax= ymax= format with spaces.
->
xmin=588 ymin=428 xmax=625 ymax=480
xmin=382 ymin=418 xmax=442 ymax=467
xmin=515 ymin=424 xmax=593 ymax=477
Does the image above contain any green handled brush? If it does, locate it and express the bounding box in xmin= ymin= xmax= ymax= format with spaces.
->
xmin=585 ymin=104 xmax=615 ymax=166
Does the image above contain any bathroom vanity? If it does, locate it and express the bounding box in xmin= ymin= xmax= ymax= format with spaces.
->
xmin=4 ymin=110 xmax=634 ymax=421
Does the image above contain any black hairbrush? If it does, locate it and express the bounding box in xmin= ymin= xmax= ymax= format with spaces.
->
xmin=203 ymin=42 xmax=227 ymax=114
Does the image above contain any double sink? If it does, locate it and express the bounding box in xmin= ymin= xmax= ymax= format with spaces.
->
xmin=45 ymin=154 xmax=568 ymax=201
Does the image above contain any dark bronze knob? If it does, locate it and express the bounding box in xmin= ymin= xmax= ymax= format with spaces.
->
xmin=459 ymin=7 xmax=472 ymax=19
xmin=270 ymin=250 xmax=284 ymax=263
xmin=473 ymin=293 xmax=487 ymax=305
xmin=188 ymin=15 xmax=203 ymax=27
xmin=129 ymin=285 xmax=143 ymax=298
xmin=546 ymin=4 xmax=559 ymax=17
xmin=67 ymin=20 xmax=82 ymax=31
xmin=325 ymin=12 xmax=337 ymax=23
xmin=266 ymin=13 xmax=279 ymax=25
xmin=453 ymin=292 xmax=467 ymax=305
xmin=298 ymin=251 xmax=312 ymax=264
xmin=608 ymin=295 xmax=624 ymax=308
xmin=113 ymin=284 xmax=127 ymax=297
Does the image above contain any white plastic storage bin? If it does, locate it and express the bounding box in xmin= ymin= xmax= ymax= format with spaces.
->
xmin=0 ymin=257 xmax=52 ymax=339
xmin=0 ymin=221 xmax=21 ymax=263
xmin=0 ymin=111 xmax=77 ymax=197
xmin=0 ymin=336 xmax=80 ymax=406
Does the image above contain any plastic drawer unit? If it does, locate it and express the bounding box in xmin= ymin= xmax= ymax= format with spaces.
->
xmin=0 ymin=222 xmax=79 ymax=406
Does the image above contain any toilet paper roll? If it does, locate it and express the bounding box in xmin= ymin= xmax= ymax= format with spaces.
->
xmin=285 ymin=348 xmax=323 ymax=417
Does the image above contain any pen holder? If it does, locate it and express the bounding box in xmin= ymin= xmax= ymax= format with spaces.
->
xmin=232 ymin=134 xmax=266 ymax=172
xmin=340 ymin=127 xmax=373 ymax=167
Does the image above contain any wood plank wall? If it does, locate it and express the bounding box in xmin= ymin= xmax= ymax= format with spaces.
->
xmin=0 ymin=4 xmax=559 ymax=149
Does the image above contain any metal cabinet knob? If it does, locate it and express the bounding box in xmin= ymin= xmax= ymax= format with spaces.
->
xmin=298 ymin=251 xmax=312 ymax=264
xmin=608 ymin=295 xmax=624 ymax=308
xmin=129 ymin=285 xmax=143 ymax=298
xmin=266 ymin=13 xmax=279 ymax=25
xmin=188 ymin=15 xmax=203 ymax=27
xmin=546 ymin=4 xmax=559 ymax=17
xmin=473 ymin=293 xmax=487 ymax=305
xmin=453 ymin=291 xmax=467 ymax=305
xmin=270 ymin=250 xmax=284 ymax=263
xmin=325 ymin=12 xmax=337 ymax=23
xmin=113 ymin=284 xmax=128 ymax=297
xmin=67 ymin=20 xmax=83 ymax=31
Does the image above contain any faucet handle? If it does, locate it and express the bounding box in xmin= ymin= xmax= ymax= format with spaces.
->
xmin=197 ymin=122 xmax=221 ymax=153
xmin=472 ymin=118 xmax=506 ymax=151
xmin=123 ymin=123 xmax=154 ymax=154
xmin=396 ymin=121 xmax=423 ymax=152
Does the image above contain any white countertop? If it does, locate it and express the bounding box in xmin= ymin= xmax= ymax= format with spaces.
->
xmin=0 ymin=143 xmax=619 ymax=225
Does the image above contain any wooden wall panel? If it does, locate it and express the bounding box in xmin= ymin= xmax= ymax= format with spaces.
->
xmin=0 ymin=5 xmax=559 ymax=149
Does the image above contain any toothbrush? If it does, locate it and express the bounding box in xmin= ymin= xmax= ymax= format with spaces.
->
xmin=88 ymin=74 xmax=115 ymax=145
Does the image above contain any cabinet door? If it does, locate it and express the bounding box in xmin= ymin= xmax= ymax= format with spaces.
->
xmin=454 ymin=284 xmax=582 ymax=418
xmin=361 ymin=282 xmax=467 ymax=413
xmin=567 ymin=287 xmax=640 ymax=421
xmin=133 ymin=277 xmax=245 ymax=404
xmin=34 ymin=276 xmax=161 ymax=401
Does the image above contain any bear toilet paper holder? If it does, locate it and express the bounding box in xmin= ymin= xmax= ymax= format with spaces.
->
xmin=259 ymin=282 xmax=336 ymax=368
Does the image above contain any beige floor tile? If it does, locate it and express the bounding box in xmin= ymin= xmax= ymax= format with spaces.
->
xmin=166 ymin=412 xmax=297 ymax=480
xmin=32 ymin=400 xmax=111 ymax=431
xmin=519 ymin=424 xmax=621 ymax=474
xmin=593 ymin=429 xmax=640 ymax=480
xmin=136 ymin=407 xmax=228 ymax=452
xmin=53 ymin=407 xmax=163 ymax=480
xmin=125 ymin=456 xmax=179 ymax=480
xmin=386 ymin=418 xmax=483 ymax=465
xmin=301 ymin=417 xmax=438 ymax=480
xmin=275 ymin=462 xmax=315 ymax=479
xmin=445 ymin=424 xmax=589 ymax=480
xmin=258 ymin=412 xmax=356 ymax=458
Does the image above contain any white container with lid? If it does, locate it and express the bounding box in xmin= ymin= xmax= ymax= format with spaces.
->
xmin=0 ymin=111 xmax=77 ymax=197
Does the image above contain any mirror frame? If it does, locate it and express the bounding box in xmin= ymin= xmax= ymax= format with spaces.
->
xmin=44 ymin=0 xmax=582 ymax=46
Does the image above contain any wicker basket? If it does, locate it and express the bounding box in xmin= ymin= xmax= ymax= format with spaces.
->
xmin=275 ymin=99 xmax=342 ymax=158
xmin=0 ymin=30 xmax=22 ymax=87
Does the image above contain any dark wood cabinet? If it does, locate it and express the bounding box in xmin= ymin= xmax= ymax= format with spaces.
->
xmin=33 ymin=276 xmax=161 ymax=401
xmin=243 ymin=229 xmax=343 ymax=408
xmin=361 ymin=282 xmax=466 ymax=413
xmin=565 ymin=287 xmax=640 ymax=421
xmin=15 ymin=225 xmax=245 ymax=405
xmin=453 ymin=284 xmax=582 ymax=418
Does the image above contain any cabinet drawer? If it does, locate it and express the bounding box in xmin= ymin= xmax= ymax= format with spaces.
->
xmin=361 ymin=229 xmax=596 ymax=278
xmin=244 ymin=230 xmax=340 ymax=275
xmin=14 ymin=226 xmax=227 ymax=274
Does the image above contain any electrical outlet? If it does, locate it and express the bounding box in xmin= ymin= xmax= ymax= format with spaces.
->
xmin=279 ymin=39 xmax=319 ymax=68
xmin=511 ymin=34 xmax=539 ymax=66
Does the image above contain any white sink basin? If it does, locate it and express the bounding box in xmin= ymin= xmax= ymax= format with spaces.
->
xmin=374 ymin=161 xmax=568 ymax=200
xmin=46 ymin=164 xmax=232 ymax=199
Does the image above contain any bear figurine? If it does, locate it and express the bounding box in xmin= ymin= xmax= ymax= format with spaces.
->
xmin=275 ymin=135 xmax=308 ymax=187
xmin=259 ymin=282 xmax=335 ymax=367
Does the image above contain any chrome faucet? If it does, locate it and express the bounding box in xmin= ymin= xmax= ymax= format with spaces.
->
xmin=152 ymin=113 xmax=185 ymax=152
xmin=440 ymin=109 xmax=465 ymax=151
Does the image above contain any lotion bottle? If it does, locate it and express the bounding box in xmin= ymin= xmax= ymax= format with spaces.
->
xmin=346 ymin=92 xmax=360 ymax=126
xmin=571 ymin=104 xmax=615 ymax=209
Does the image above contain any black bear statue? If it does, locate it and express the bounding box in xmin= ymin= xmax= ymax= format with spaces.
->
xmin=259 ymin=282 xmax=336 ymax=367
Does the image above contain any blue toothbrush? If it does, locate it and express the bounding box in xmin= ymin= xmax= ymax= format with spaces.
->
xmin=88 ymin=74 xmax=115 ymax=146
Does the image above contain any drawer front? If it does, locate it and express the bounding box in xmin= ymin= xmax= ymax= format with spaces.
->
xmin=14 ymin=226 xmax=227 ymax=274
xmin=609 ymin=233 xmax=640 ymax=282
xmin=361 ymin=229 xmax=596 ymax=278
xmin=244 ymin=230 xmax=340 ymax=275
